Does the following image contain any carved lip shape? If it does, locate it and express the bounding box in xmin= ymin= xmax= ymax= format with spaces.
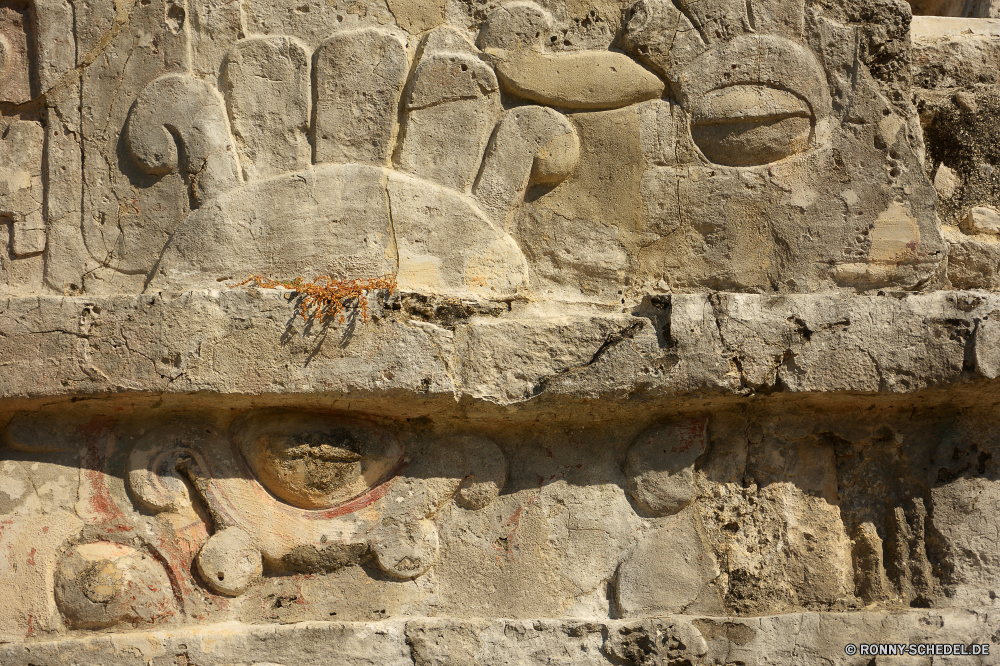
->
xmin=233 ymin=411 xmax=405 ymax=511
xmin=690 ymin=85 xmax=813 ymax=167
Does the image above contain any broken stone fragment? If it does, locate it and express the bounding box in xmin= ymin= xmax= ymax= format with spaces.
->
xmin=956 ymin=90 xmax=979 ymax=112
xmin=961 ymin=206 xmax=1000 ymax=234
xmin=934 ymin=163 xmax=962 ymax=199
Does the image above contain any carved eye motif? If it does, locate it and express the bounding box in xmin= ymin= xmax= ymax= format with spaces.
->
xmin=233 ymin=411 xmax=404 ymax=510
xmin=690 ymin=85 xmax=813 ymax=168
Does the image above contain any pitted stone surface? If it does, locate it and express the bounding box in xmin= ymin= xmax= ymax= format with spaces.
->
xmin=6 ymin=0 xmax=1000 ymax=660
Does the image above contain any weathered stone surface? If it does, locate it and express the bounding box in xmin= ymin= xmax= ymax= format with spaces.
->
xmin=222 ymin=36 xmax=312 ymax=180
xmin=9 ymin=0 xmax=1000 ymax=660
xmin=2 ymin=612 xmax=1000 ymax=664
xmin=3 ymin=290 xmax=1000 ymax=400
xmin=313 ymin=28 xmax=409 ymax=167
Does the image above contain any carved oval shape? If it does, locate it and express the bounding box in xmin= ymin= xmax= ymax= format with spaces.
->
xmin=232 ymin=411 xmax=404 ymax=510
xmin=690 ymin=85 xmax=812 ymax=167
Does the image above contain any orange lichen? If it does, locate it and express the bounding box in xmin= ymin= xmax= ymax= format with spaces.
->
xmin=234 ymin=275 xmax=397 ymax=323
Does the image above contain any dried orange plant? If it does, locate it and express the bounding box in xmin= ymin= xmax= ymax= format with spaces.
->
xmin=234 ymin=275 xmax=397 ymax=323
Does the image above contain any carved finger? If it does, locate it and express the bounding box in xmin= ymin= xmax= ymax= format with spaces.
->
xmin=473 ymin=106 xmax=580 ymax=227
xmin=397 ymin=28 xmax=501 ymax=192
xmin=222 ymin=36 xmax=311 ymax=180
xmin=313 ymin=27 xmax=409 ymax=167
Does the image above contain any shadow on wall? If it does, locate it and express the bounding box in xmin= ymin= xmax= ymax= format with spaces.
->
xmin=2 ymin=398 xmax=1000 ymax=637
xmin=909 ymin=0 xmax=1000 ymax=17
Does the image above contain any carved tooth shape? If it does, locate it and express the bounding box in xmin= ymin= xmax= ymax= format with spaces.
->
xmin=222 ymin=36 xmax=311 ymax=180
xmin=397 ymin=48 xmax=501 ymax=192
xmin=690 ymin=85 xmax=813 ymax=167
xmin=313 ymin=27 xmax=409 ymax=166
xmin=126 ymin=74 xmax=241 ymax=207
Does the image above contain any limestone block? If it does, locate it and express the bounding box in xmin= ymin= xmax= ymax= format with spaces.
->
xmin=479 ymin=3 xmax=664 ymax=110
xmin=852 ymin=522 xmax=891 ymax=603
xmin=934 ymin=162 xmax=962 ymax=199
xmin=0 ymin=118 xmax=45 ymax=258
xmin=945 ymin=228 xmax=1000 ymax=289
xmin=974 ymin=315 xmax=1000 ymax=379
xmin=0 ymin=1 xmax=31 ymax=103
xmin=615 ymin=510 xmax=724 ymax=617
xmin=313 ymin=28 xmax=409 ymax=166
xmin=11 ymin=210 xmax=44 ymax=256
xmin=476 ymin=1 xmax=552 ymax=52
xmin=223 ymin=37 xmax=312 ymax=180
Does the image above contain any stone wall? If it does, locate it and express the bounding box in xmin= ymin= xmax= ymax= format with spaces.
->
xmin=5 ymin=0 xmax=1000 ymax=663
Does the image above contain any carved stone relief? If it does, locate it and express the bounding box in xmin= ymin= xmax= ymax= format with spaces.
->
xmin=3 ymin=401 xmax=1000 ymax=645
xmin=0 ymin=0 xmax=985 ymax=297
xmin=9 ymin=0 xmax=1000 ymax=663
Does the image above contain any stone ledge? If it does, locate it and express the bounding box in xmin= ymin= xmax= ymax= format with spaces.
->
xmin=1 ymin=290 xmax=999 ymax=404
xmin=1 ymin=611 xmax=997 ymax=665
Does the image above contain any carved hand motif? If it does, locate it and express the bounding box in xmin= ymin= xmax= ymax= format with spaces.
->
xmin=127 ymin=411 xmax=508 ymax=596
xmin=119 ymin=28 xmax=580 ymax=298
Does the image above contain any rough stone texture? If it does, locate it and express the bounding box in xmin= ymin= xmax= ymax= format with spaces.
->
xmin=7 ymin=0 xmax=1000 ymax=662
xmin=2 ymin=613 xmax=1000 ymax=664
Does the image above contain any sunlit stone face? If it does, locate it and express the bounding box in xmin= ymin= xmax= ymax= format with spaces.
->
xmin=616 ymin=0 xmax=946 ymax=291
